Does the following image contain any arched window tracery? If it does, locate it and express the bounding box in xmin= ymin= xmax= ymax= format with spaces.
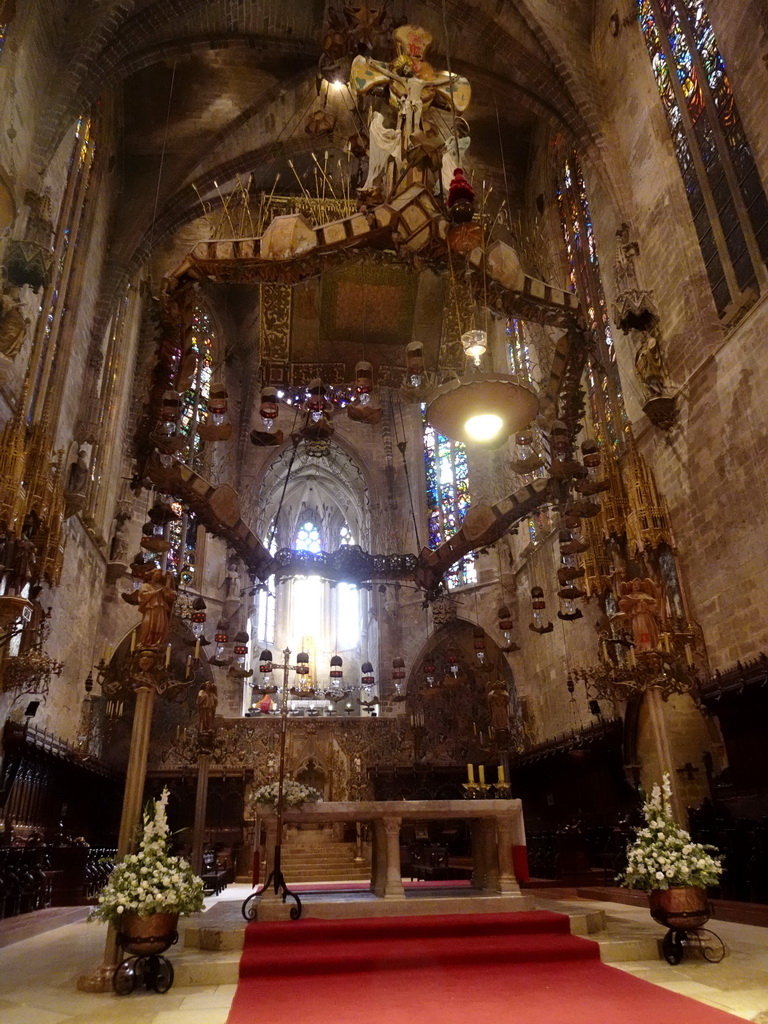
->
xmin=638 ymin=0 xmax=768 ymax=316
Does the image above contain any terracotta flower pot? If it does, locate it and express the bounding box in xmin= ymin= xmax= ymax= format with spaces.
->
xmin=117 ymin=911 xmax=179 ymax=955
xmin=648 ymin=886 xmax=709 ymax=930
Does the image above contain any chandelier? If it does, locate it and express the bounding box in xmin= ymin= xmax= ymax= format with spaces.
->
xmin=571 ymin=619 xmax=701 ymax=703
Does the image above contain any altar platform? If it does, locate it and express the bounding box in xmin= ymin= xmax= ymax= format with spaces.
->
xmin=253 ymin=798 xmax=528 ymax=919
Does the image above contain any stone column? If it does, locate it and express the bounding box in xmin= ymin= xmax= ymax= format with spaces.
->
xmin=382 ymin=817 xmax=404 ymax=900
xmin=495 ymin=815 xmax=520 ymax=895
xmin=191 ymin=751 xmax=211 ymax=876
xmin=482 ymin=820 xmax=500 ymax=892
xmin=78 ymin=683 xmax=156 ymax=991
xmin=470 ymin=819 xmax=488 ymax=889
xmin=371 ymin=818 xmax=387 ymax=896
xmin=646 ymin=688 xmax=686 ymax=822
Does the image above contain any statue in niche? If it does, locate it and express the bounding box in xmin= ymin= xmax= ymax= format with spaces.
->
xmin=109 ymin=517 xmax=130 ymax=564
xmin=196 ymin=679 xmax=218 ymax=735
xmin=617 ymin=577 xmax=662 ymax=652
xmin=613 ymin=222 xmax=641 ymax=295
xmin=0 ymin=288 xmax=29 ymax=359
xmin=631 ymin=328 xmax=666 ymax=398
xmin=487 ymin=680 xmax=511 ymax=736
xmin=66 ymin=449 xmax=89 ymax=495
xmin=135 ymin=568 xmax=177 ymax=648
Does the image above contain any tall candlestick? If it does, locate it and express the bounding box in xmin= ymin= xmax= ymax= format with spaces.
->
xmin=498 ymin=764 xmax=505 ymax=784
xmin=130 ymin=630 xmax=136 ymax=652
xmin=194 ymin=638 xmax=201 ymax=660
xmin=467 ymin=763 xmax=475 ymax=784
xmin=165 ymin=643 xmax=171 ymax=668
xmin=478 ymin=764 xmax=485 ymax=785
xmin=685 ymin=643 xmax=693 ymax=666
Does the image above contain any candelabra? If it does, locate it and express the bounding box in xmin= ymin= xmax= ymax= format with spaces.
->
xmin=572 ymin=620 xmax=702 ymax=703
xmin=242 ymin=647 xmax=306 ymax=922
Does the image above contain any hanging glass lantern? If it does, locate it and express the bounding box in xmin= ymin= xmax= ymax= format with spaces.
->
xmin=529 ymin=586 xmax=553 ymax=634
xmin=461 ymin=328 xmax=487 ymax=367
xmin=392 ymin=656 xmax=406 ymax=697
xmin=446 ymin=649 xmax=460 ymax=678
xmin=361 ymin=660 xmax=375 ymax=700
xmin=423 ymin=658 xmax=437 ymax=686
xmin=214 ymin=620 xmax=229 ymax=660
xmin=405 ymin=341 xmax=425 ymax=388
xmin=259 ymin=649 xmax=273 ymax=681
xmin=259 ymin=386 xmax=279 ymax=431
xmin=191 ymin=597 xmax=207 ymax=637
xmin=330 ymin=654 xmax=343 ymax=681
xmin=304 ymin=379 xmax=327 ymax=423
xmin=354 ymin=361 xmax=374 ymax=406
xmin=232 ymin=630 xmax=249 ymax=668
xmin=296 ymin=651 xmax=310 ymax=675
xmin=473 ymin=627 xmax=487 ymax=664
xmin=209 ymin=384 xmax=228 ymax=427
xmin=158 ymin=390 xmax=180 ymax=436
xmin=497 ymin=605 xmax=514 ymax=645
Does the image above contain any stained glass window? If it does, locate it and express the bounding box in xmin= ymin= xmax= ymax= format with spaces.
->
xmin=166 ymin=500 xmax=197 ymax=583
xmin=638 ymin=0 xmax=768 ymax=316
xmin=180 ymin=304 xmax=215 ymax=455
xmin=422 ymin=408 xmax=476 ymax=589
xmin=296 ymin=521 xmax=321 ymax=553
xmin=507 ymin=317 xmax=533 ymax=381
xmin=0 ymin=22 xmax=8 ymax=57
xmin=557 ymin=152 xmax=627 ymax=453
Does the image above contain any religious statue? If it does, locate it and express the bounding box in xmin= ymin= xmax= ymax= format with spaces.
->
xmin=196 ymin=679 xmax=218 ymax=734
xmin=613 ymin=222 xmax=641 ymax=295
xmin=0 ymin=288 xmax=29 ymax=359
xmin=66 ymin=448 xmax=89 ymax=495
xmin=439 ymin=118 xmax=471 ymax=195
xmin=631 ymin=328 xmax=666 ymax=397
xmin=617 ymin=577 xmax=662 ymax=652
xmin=350 ymin=24 xmax=470 ymax=195
xmin=487 ymin=680 xmax=511 ymax=736
xmin=136 ymin=568 xmax=177 ymax=648
xmin=109 ymin=517 xmax=130 ymax=564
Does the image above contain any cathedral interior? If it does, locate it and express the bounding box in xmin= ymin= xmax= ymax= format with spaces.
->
xmin=2 ymin=0 xmax=768 ymax=1017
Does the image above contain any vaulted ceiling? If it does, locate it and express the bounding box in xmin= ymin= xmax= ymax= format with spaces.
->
xmin=35 ymin=1 xmax=606 ymax=293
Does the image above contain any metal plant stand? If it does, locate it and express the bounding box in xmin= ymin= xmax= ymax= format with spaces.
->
xmin=660 ymin=925 xmax=726 ymax=965
xmin=242 ymin=647 xmax=303 ymax=922
xmin=113 ymin=928 xmax=179 ymax=995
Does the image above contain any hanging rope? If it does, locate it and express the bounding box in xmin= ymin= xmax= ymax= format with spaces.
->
xmin=394 ymin=395 xmax=422 ymax=551
xmin=148 ymin=61 xmax=177 ymax=263
xmin=267 ymin=406 xmax=302 ymax=550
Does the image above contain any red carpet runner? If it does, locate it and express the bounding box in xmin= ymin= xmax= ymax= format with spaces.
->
xmin=227 ymin=910 xmax=743 ymax=1024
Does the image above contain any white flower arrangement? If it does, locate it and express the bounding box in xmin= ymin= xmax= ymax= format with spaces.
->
xmin=253 ymin=778 xmax=322 ymax=808
xmin=618 ymin=773 xmax=723 ymax=892
xmin=89 ymin=788 xmax=204 ymax=924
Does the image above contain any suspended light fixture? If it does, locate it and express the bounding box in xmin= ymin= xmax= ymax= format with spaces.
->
xmin=404 ymin=341 xmax=426 ymax=389
xmin=529 ymin=586 xmax=553 ymax=634
xmin=426 ymin=373 xmax=538 ymax=448
xmin=259 ymin=386 xmax=280 ymax=431
xmin=392 ymin=656 xmax=406 ymax=699
xmin=190 ymin=597 xmax=207 ymax=637
xmin=461 ymin=328 xmax=487 ymax=367
xmin=497 ymin=605 xmax=515 ymax=645
xmin=353 ymin=362 xmax=373 ymax=406
xmin=259 ymin=649 xmax=273 ymax=680
xmin=473 ymin=627 xmax=487 ymax=664
xmin=330 ymin=654 xmax=343 ymax=681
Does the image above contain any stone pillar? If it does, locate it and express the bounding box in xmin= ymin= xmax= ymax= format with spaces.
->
xmin=78 ymin=684 xmax=156 ymax=992
xmin=470 ymin=819 xmax=488 ymax=889
xmin=646 ymin=688 xmax=686 ymax=822
xmin=495 ymin=815 xmax=520 ymax=895
xmin=371 ymin=818 xmax=387 ymax=897
xmin=191 ymin=752 xmax=211 ymax=876
xmin=482 ymin=820 xmax=499 ymax=892
xmin=382 ymin=817 xmax=404 ymax=900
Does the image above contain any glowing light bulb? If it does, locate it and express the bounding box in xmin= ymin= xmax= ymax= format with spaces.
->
xmin=465 ymin=413 xmax=503 ymax=442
